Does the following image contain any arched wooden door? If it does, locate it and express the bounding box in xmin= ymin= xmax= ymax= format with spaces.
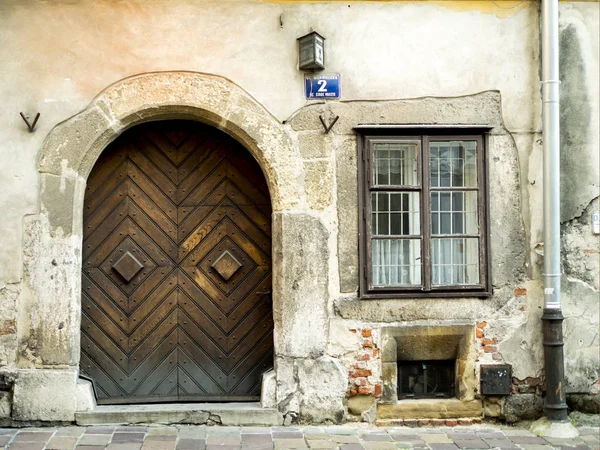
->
xmin=80 ymin=121 xmax=273 ymax=404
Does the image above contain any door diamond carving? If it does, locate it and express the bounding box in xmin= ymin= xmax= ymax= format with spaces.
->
xmin=113 ymin=251 xmax=144 ymax=282
xmin=211 ymin=250 xmax=242 ymax=281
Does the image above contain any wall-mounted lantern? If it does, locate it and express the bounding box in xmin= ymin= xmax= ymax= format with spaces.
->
xmin=297 ymin=31 xmax=325 ymax=71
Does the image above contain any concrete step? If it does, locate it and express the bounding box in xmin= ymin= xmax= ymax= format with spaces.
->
xmin=76 ymin=402 xmax=280 ymax=426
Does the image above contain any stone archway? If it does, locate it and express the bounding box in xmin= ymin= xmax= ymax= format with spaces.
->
xmin=17 ymin=72 xmax=304 ymax=421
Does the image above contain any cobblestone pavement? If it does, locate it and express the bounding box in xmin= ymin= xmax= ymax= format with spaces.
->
xmin=0 ymin=425 xmax=598 ymax=450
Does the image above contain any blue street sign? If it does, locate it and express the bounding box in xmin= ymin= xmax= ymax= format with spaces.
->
xmin=305 ymin=73 xmax=341 ymax=100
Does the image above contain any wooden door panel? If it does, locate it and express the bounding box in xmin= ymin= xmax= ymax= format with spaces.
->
xmin=81 ymin=121 xmax=272 ymax=404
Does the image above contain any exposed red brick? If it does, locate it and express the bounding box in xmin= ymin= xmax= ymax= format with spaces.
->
xmin=349 ymin=389 xmax=358 ymax=397
xmin=519 ymin=306 xmax=526 ymax=312
xmin=514 ymin=288 xmax=527 ymax=297
xmin=482 ymin=338 xmax=497 ymax=345
xmin=0 ymin=320 xmax=16 ymax=335
xmin=445 ymin=419 xmax=458 ymax=427
xmin=429 ymin=419 xmax=445 ymax=427
xmin=584 ymin=249 xmax=597 ymax=255
xmin=484 ymin=345 xmax=497 ymax=353
xmin=362 ymin=337 xmax=374 ymax=348
xmin=354 ymin=377 xmax=368 ymax=386
xmin=357 ymin=386 xmax=372 ymax=395
xmin=361 ymin=329 xmax=372 ymax=337
xmin=472 ymin=418 xmax=482 ymax=424
xmin=375 ymin=420 xmax=388 ymax=427
xmin=374 ymin=384 xmax=382 ymax=398
xmin=457 ymin=418 xmax=472 ymax=425
xmin=476 ymin=328 xmax=484 ymax=338
xmin=476 ymin=321 xmax=487 ymax=328
xmin=349 ymin=329 xmax=357 ymax=334
xmin=418 ymin=419 xmax=431 ymax=426
xmin=373 ymin=348 xmax=380 ymax=358
xmin=390 ymin=419 xmax=404 ymax=426
xmin=357 ymin=353 xmax=371 ymax=361
xmin=350 ymin=369 xmax=372 ymax=378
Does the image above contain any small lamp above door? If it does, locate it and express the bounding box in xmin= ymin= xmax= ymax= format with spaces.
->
xmin=297 ymin=31 xmax=325 ymax=71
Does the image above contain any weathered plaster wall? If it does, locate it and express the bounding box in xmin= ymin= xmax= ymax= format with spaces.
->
xmin=0 ymin=0 xmax=598 ymax=424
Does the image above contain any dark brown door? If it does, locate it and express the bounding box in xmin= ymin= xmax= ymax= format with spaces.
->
xmin=81 ymin=121 xmax=273 ymax=404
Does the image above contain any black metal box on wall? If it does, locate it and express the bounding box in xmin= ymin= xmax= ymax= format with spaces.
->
xmin=480 ymin=364 xmax=512 ymax=395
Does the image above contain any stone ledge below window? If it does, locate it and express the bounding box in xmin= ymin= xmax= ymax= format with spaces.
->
xmin=377 ymin=398 xmax=483 ymax=420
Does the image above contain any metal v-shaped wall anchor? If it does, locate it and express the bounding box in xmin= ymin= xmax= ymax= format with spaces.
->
xmin=20 ymin=112 xmax=40 ymax=132
xmin=319 ymin=114 xmax=339 ymax=134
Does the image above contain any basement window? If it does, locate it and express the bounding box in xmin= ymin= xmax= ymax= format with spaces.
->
xmin=357 ymin=128 xmax=492 ymax=298
xmin=397 ymin=360 xmax=456 ymax=399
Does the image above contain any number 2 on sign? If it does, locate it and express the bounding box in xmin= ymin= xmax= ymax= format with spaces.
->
xmin=317 ymin=80 xmax=328 ymax=92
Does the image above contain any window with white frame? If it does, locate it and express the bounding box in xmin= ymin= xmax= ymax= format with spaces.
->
xmin=358 ymin=130 xmax=491 ymax=298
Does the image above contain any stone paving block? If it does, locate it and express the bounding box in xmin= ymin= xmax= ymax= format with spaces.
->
xmin=421 ymin=435 xmax=453 ymax=444
xmin=558 ymin=446 xmax=593 ymax=450
xmin=106 ymin=444 xmax=143 ymax=450
xmin=273 ymin=439 xmax=308 ymax=449
xmin=0 ymin=436 xmax=10 ymax=446
xmin=428 ymin=444 xmax=459 ymax=450
xmin=306 ymin=441 xmax=338 ymax=449
xmin=207 ymin=435 xmax=242 ymax=445
xmin=46 ymin=436 xmax=79 ymax=449
xmin=448 ymin=434 xmax=481 ymax=441
xmin=580 ymin=437 xmax=600 ymax=443
xmin=145 ymin=435 xmax=177 ymax=441
xmin=481 ymin=438 xmax=518 ymax=448
xmin=177 ymin=438 xmax=206 ymax=450
xmin=303 ymin=429 xmax=325 ymax=435
xmin=13 ymin=432 xmax=56 ymax=442
xmin=0 ymin=429 xmax=16 ymax=435
xmin=361 ymin=435 xmax=392 ymax=442
xmin=452 ymin=439 xmax=489 ymax=449
xmin=339 ymin=445 xmax=365 ymax=450
xmin=331 ymin=435 xmax=359 ymax=444
xmin=274 ymin=433 xmax=305 ymax=440
xmin=419 ymin=430 xmax=445 ymax=434
xmin=241 ymin=446 xmax=274 ymax=450
xmin=85 ymin=427 xmax=116 ymax=435
xmin=361 ymin=442 xmax=396 ymax=449
xmin=74 ymin=446 xmax=107 ymax=450
xmin=178 ymin=428 xmax=207 ymax=439
xmin=116 ymin=427 xmax=148 ymax=433
xmin=475 ymin=433 xmax=505 ymax=439
xmin=501 ymin=431 xmax=535 ymax=437
xmin=56 ymin=428 xmax=86 ymax=437
xmin=242 ymin=428 xmax=272 ymax=434
xmin=326 ymin=429 xmax=356 ymax=436
xmin=273 ymin=429 xmax=300 ymax=433
xmin=78 ymin=434 xmax=113 ymax=445
xmin=518 ymin=445 xmax=555 ymax=450
xmin=147 ymin=427 xmax=178 ymax=435
xmin=142 ymin=441 xmax=176 ymax=450
xmin=304 ymin=434 xmax=330 ymax=441
xmin=206 ymin=446 xmax=241 ymax=450
xmin=509 ymin=437 xmax=548 ymax=445
xmin=111 ymin=432 xmax=146 ymax=443
xmin=243 ymin=435 xmax=273 ymax=442
xmin=7 ymin=443 xmax=46 ymax=450
xmin=391 ymin=436 xmax=425 ymax=443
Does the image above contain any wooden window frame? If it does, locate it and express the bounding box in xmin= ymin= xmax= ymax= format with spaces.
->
xmin=357 ymin=128 xmax=492 ymax=299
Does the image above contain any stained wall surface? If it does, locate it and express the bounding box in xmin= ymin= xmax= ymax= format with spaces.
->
xmin=0 ymin=0 xmax=598 ymax=424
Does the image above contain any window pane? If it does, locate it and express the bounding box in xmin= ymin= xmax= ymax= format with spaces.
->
xmin=431 ymin=238 xmax=479 ymax=285
xmin=373 ymin=143 xmax=418 ymax=186
xmin=371 ymin=192 xmax=420 ymax=236
xmin=431 ymin=191 xmax=478 ymax=235
xmin=372 ymin=239 xmax=421 ymax=286
xmin=430 ymin=141 xmax=477 ymax=187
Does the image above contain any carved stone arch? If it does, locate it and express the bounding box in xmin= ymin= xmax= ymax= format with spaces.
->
xmin=30 ymin=72 xmax=303 ymax=385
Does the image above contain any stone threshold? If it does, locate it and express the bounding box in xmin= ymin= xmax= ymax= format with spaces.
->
xmin=75 ymin=402 xmax=280 ymax=426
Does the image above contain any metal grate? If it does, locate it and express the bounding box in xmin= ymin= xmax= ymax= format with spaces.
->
xmin=398 ymin=360 xmax=456 ymax=399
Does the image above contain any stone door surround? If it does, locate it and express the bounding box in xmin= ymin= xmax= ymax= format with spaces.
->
xmin=17 ymin=72 xmax=308 ymax=421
